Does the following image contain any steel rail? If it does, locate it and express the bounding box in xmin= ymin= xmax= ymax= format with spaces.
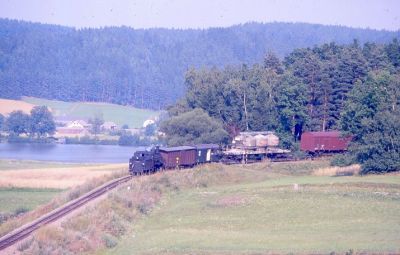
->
xmin=0 ymin=175 xmax=132 ymax=251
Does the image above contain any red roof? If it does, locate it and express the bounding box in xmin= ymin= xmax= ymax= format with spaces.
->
xmin=302 ymin=131 xmax=343 ymax=137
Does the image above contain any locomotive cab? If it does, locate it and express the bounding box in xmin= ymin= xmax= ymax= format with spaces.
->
xmin=129 ymin=147 xmax=163 ymax=175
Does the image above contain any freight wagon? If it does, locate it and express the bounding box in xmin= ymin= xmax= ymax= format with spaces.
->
xmin=300 ymin=131 xmax=352 ymax=153
xmin=159 ymin=146 xmax=197 ymax=168
xmin=195 ymin=144 xmax=221 ymax=164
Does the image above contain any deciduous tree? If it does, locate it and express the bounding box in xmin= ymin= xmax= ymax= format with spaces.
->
xmin=29 ymin=106 xmax=56 ymax=138
xmin=5 ymin=111 xmax=30 ymax=136
xmin=160 ymin=108 xmax=230 ymax=146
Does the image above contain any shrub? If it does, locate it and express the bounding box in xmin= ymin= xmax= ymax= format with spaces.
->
xmin=99 ymin=139 xmax=118 ymax=145
xmin=330 ymin=153 xmax=354 ymax=167
xmin=0 ymin=212 xmax=12 ymax=224
xmin=118 ymin=134 xmax=140 ymax=146
xmin=102 ymin=234 xmax=118 ymax=248
xmin=17 ymin=237 xmax=34 ymax=251
xmin=14 ymin=206 xmax=29 ymax=215
xmin=158 ymin=175 xmax=171 ymax=188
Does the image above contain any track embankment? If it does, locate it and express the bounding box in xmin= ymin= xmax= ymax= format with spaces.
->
xmin=0 ymin=175 xmax=132 ymax=251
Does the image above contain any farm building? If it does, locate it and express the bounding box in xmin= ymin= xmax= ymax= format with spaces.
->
xmin=143 ymin=119 xmax=155 ymax=128
xmin=300 ymin=131 xmax=352 ymax=152
xmin=67 ymin=120 xmax=90 ymax=129
xmin=56 ymin=127 xmax=89 ymax=136
xmin=102 ymin=121 xmax=118 ymax=130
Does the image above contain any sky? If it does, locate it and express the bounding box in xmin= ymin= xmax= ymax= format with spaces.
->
xmin=0 ymin=0 xmax=399 ymax=31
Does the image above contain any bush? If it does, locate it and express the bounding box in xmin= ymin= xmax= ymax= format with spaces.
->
xmin=118 ymin=134 xmax=140 ymax=146
xmin=65 ymin=135 xmax=97 ymax=144
xmin=99 ymin=139 xmax=118 ymax=145
xmin=137 ymin=202 xmax=151 ymax=215
xmin=160 ymin=108 xmax=230 ymax=146
xmin=118 ymin=134 xmax=152 ymax=146
xmin=330 ymin=153 xmax=354 ymax=167
xmin=102 ymin=234 xmax=118 ymax=248
xmin=0 ymin=212 xmax=12 ymax=224
xmin=14 ymin=206 xmax=29 ymax=215
xmin=17 ymin=237 xmax=34 ymax=251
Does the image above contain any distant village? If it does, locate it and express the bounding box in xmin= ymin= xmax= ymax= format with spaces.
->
xmin=53 ymin=116 xmax=160 ymax=145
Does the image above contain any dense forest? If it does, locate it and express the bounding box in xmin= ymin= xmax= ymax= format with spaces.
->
xmin=163 ymin=40 xmax=400 ymax=173
xmin=0 ymin=18 xmax=399 ymax=109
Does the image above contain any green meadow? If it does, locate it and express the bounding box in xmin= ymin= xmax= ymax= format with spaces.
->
xmin=107 ymin=161 xmax=400 ymax=254
xmin=22 ymin=97 xmax=160 ymax=128
xmin=0 ymin=188 xmax=62 ymax=214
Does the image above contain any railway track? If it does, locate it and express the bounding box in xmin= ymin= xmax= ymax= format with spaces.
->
xmin=0 ymin=175 xmax=132 ymax=251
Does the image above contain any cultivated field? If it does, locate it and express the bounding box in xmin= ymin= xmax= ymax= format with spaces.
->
xmin=0 ymin=99 xmax=35 ymax=115
xmin=104 ymin=161 xmax=400 ymax=254
xmin=0 ymin=159 xmax=126 ymax=189
xmin=22 ymin=97 xmax=159 ymax=128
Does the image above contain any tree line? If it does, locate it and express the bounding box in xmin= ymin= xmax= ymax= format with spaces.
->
xmin=0 ymin=106 xmax=56 ymax=138
xmin=162 ymin=40 xmax=400 ymax=173
xmin=0 ymin=18 xmax=398 ymax=109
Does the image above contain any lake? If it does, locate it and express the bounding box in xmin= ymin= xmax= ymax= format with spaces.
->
xmin=0 ymin=143 xmax=144 ymax=163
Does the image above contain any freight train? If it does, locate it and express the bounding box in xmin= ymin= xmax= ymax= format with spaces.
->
xmin=128 ymin=131 xmax=352 ymax=175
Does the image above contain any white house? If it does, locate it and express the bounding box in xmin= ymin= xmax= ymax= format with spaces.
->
xmin=143 ymin=119 xmax=155 ymax=128
xmin=102 ymin=121 xmax=118 ymax=130
xmin=67 ymin=120 xmax=85 ymax=129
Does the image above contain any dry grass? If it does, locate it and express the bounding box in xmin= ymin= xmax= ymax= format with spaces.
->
xmin=0 ymin=169 xmax=127 ymax=239
xmin=312 ymin=164 xmax=361 ymax=176
xmin=14 ymin=164 xmax=251 ymax=254
xmin=0 ymin=164 xmax=126 ymax=189
xmin=0 ymin=98 xmax=36 ymax=115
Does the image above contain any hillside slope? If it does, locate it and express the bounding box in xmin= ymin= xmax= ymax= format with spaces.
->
xmin=0 ymin=97 xmax=159 ymax=128
xmin=0 ymin=19 xmax=398 ymax=109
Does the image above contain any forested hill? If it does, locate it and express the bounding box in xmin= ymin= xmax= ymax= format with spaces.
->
xmin=0 ymin=19 xmax=399 ymax=109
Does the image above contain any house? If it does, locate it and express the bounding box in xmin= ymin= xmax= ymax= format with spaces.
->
xmin=56 ymin=127 xmax=89 ymax=136
xmin=67 ymin=121 xmax=85 ymax=129
xmin=126 ymin=128 xmax=141 ymax=135
xmin=143 ymin=119 xmax=155 ymax=128
xmin=102 ymin=121 xmax=118 ymax=130
xmin=54 ymin=116 xmax=76 ymax=126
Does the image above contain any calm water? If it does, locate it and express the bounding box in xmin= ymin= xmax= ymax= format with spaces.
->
xmin=0 ymin=143 xmax=144 ymax=163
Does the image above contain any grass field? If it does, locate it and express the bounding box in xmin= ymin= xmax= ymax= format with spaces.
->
xmin=0 ymin=188 xmax=61 ymax=213
xmin=16 ymin=97 xmax=160 ymax=128
xmin=0 ymin=159 xmax=127 ymax=239
xmin=105 ymin=161 xmax=400 ymax=254
xmin=0 ymin=159 xmax=87 ymax=171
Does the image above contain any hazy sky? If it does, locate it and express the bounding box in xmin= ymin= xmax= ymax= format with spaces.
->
xmin=0 ymin=0 xmax=399 ymax=31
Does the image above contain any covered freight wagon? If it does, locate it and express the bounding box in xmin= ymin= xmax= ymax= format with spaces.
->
xmin=159 ymin=146 xmax=197 ymax=168
xmin=300 ymin=131 xmax=352 ymax=152
xmin=195 ymin=144 xmax=221 ymax=163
